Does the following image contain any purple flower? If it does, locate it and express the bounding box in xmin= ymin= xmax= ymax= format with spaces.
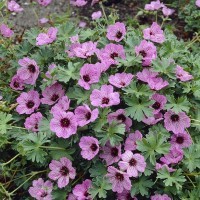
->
xmin=70 ymin=35 xmax=79 ymax=43
xmin=7 ymin=1 xmax=23 ymax=12
xmin=73 ymin=179 xmax=92 ymax=200
xmin=107 ymin=166 xmax=131 ymax=193
xmin=17 ymin=57 xmax=39 ymax=85
xmin=28 ymin=178 xmax=53 ymax=200
xmin=196 ymin=0 xmax=200 ymax=7
xmin=142 ymin=112 xmax=163 ymax=125
xmin=24 ymin=112 xmax=43 ymax=132
xmin=155 ymin=163 xmax=175 ymax=172
xmin=70 ymin=0 xmax=87 ymax=7
xmin=92 ymin=11 xmax=102 ymax=20
xmin=143 ymin=22 xmax=165 ymax=43
xmin=148 ymin=77 xmax=169 ymax=91
xmin=75 ymin=104 xmax=99 ymax=127
xmin=10 ymin=74 xmax=25 ymax=91
xmin=117 ymin=190 xmax=137 ymax=200
xmin=175 ymin=65 xmax=193 ymax=82
xmin=136 ymin=68 xmax=158 ymax=83
xmin=119 ymin=151 xmax=146 ymax=177
xmin=144 ymin=0 xmax=163 ymax=11
xmin=48 ymin=157 xmax=76 ymax=188
xmin=107 ymin=109 xmax=132 ymax=132
xmin=79 ymin=21 xmax=87 ymax=28
xmin=170 ymin=131 xmax=192 ymax=149
xmin=151 ymin=94 xmax=167 ymax=114
xmin=41 ymin=83 xmax=65 ymax=105
xmin=109 ymin=73 xmax=134 ymax=88
xmin=106 ymin=22 xmax=126 ymax=42
xmin=162 ymin=6 xmax=175 ymax=16
xmin=37 ymin=0 xmax=52 ymax=6
xmin=36 ymin=27 xmax=58 ymax=46
xmin=79 ymin=136 xmax=99 ymax=160
xmin=151 ymin=194 xmax=171 ymax=200
xmin=67 ymin=193 xmax=76 ymax=200
xmin=124 ymin=131 xmax=143 ymax=151
xmin=39 ymin=18 xmax=49 ymax=24
xmin=50 ymin=111 xmax=77 ymax=138
xmin=16 ymin=90 xmax=40 ymax=115
xmin=164 ymin=110 xmax=190 ymax=134
xmin=43 ymin=63 xmax=57 ymax=83
xmin=0 ymin=24 xmax=14 ymax=38
xmin=90 ymin=85 xmax=120 ymax=108
xmin=99 ymin=142 xmax=121 ymax=166
xmin=78 ymin=64 xmax=101 ymax=90
xmin=135 ymin=40 xmax=157 ymax=66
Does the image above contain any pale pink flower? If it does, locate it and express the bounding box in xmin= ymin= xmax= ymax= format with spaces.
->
xmin=148 ymin=77 xmax=169 ymax=91
xmin=37 ymin=0 xmax=52 ymax=6
xmin=117 ymin=190 xmax=138 ymax=200
xmin=151 ymin=194 xmax=171 ymax=200
xmin=39 ymin=18 xmax=49 ymax=24
xmin=196 ymin=0 xmax=200 ymax=7
xmin=70 ymin=35 xmax=79 ymax=43
xmin=7 ymin=1 xmax=23 ymax=12
xmin=142 ymin=112 xmax=163 ymax=125
xmin=155 ymin=163 xmax=175 ymax=172
xmin=92 ymin=11 xmax=102 ymax=20
xmin=136 ymin=68 xmax=158 ymax=83
xmin=70 ymin=0 xmax=87 ymax=7
xmin=0 ymin=24 xmax=14 ymax=38
xmin=162 ymin=6 xmax=175 ymax=16
xmin=144 ymin=0 xmax=163 ymax=11
xmin=175 ymin=65 xmax=193 ymax=82
xmin=79 ymin=21 xmax=87 ymax=28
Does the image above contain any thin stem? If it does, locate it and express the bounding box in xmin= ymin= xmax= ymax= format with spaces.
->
xmin=100 ymin=2 xmax=108 ymax=23
xmin=1 ymin=154 xmax=20 ymax=167
xmin=40 ymin=146 xmax=66 ymax=150
xmin=11 ymin=126 xmax=26 ymax=130
xmin=186 ymin=175 xmax=196 ymax=188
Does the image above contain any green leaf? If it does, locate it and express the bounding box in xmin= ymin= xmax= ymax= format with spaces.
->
xmin=0 ymin=112 xmax=13 ymax=134
xmin=89 ymin=162 xmax=107 ymax=178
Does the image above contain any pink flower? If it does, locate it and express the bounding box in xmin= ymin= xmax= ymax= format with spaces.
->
xmin=143 ymin=22 xmax=165 ymax=43
xmin=70 ymin=35 xmax=79 ymax=43
xmin=24 ymin=112 xmax=43 ymax=132
xmin=151 ymin=194 xmax=171 ymax=200
xmin=67 ymin=193 xmax=76 ymax=200
xmin=37 ymin=0 xmax=52 ymax=6
xmin=94 ymin=62 xmax=110 ymax=73
xmin=43 ymin=63 xmax=57 ymax=83
xmin=90 ymin=85 xmax=120 ymax=108
xmin=28 ymin=178 xmax=53 ymax=200
xmin=109 ymin=73 xmax=133 ymax=88
xmin=175 ymin=65 xmax=193 ymax=82
xmin=106 ymin=22 xmax=126 ymax=42
xmin=75 ymin=104 xmax=99 ymax=127
xmin=107 ymin=166 xmax=131 ymax=193
xmin=0 ymin=24 xmax=14 ymax=38
xmin=7 ymin=1 xmax=23 ymax=13
xmin=119 ymin=151 xmax=146 ymax=177
xmin=10 ymin=74 xmax=25 ymax=91
xmin=36 ymin=27 xmax=58 ymax=46
xmin=16 ymin=90 xmax=40 ymax=115
xmin=151 ymin=93 xmax=167 ymax=114
xmin=164 ymin=110 xmax=190 ymax=134
xmin=79 ymin=21 xmax=87 ymax=28
xmin=135 ymin=40 xmax=157 ymax=66
xmin=107 ymin=109 xmax=132 ymax=132
xmin=39 ymin=18 xmax=49 ymax=24
xmin=196 ymin=0 xmax=200 ymax=7
xmin=136 ymin=68 xmax=158 ymax=83
xmin=142 ymin=112 xmax=163 ymax=125
xmin=17 ymin=57 xmax=39 ymax=85
xmin=50 ymin=111 xmax=77 ymax=139
xmin=162 ymin=6 xmax=175 ymax=16
xmin=148 ymin=77 xmax=169 ymax=91
xmin=78 ymin=63 xmax=101 ymax=90
xmin=92 ymin=11 xmax=102 ymax=20
xmin=117 ymin=190 xmax=137 ymax=200
xmin=79 ymin=136 xmax=99 ymax=160
xmin=73 ymin=179 xmax=92 ymax=200
xmin=70 ymin=0 xmax=87 ymax=7
xmin=41 ymin=83 xmax=65 ymax=105
xmin=124 ymin=131 xmax=143 ymax=151
xmin=170 ymin=131 xmax=192 ymax=149
xmin=144 ymin=0 xmax=163 ymax=11
xmin=66 ymin=43 xmax=81 ymax=58
xmin=48 ymin=157 xmax=76 ymax=188
xmin=99 ymin=142 xmax=121 ymax=166
xmin=155 ymin=163 xmax=175 ymax=172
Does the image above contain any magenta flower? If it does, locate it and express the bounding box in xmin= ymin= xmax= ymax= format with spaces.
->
xmin=66 ymin=43 xmax=82 ymax=58
xmin=99 ymin=142 xmax=121 ymax=166
xmin=36 ymin=27 xmax=58 ymax=46
xmin=107 ymin=166 xmax=131 ymax=193
xmin=50 ymin=111 xmax=77 ymax=139
xmin=17 ymin=57 xmax=39 ymax=85
xmin=170 ymin=131 xmax=192 ymax=149
xmin=117 ymin=190 xmax=138 ymax=200
xmin=28 ymin=178 xmax=53 ymax=200
xmin=142 ymin=112 xmax=163 ymax=125
xmin=41 ymin=83 xmax=65 ymax=105
xmin=144 ymin=0 xmax=163 ymax=11
xmin=175 ymin=65 xmax=193 ymax=82
xmin=79 ymin=136 xmax=99 ymax=160
xmin=151 ymin=94 xmax=167 ymax=114
xmin=48 ymin=157 xmax=76 ymax=188
xmin=10 ymin=74 xmax=25 ymax=91
xmin=196 ymin=0 xmax=200 ymax=7
xmin=37 ymin=0 xmax=52 ymax=6
xmin=107 ymin=109 xmax=132 ymax=132
xmin=16 ymin=90 xmax=40 ymax=115
xmin=90 ymin=85 xmax=120 ymax=108
xmin=75 ymin=104 xmax=99 ymax=127
xmin=73 ymin=179 xmax=92 ymax=200
xmin=124 ymin=130 xmax=143 ymax=151
xmin=109 ymin=73 xmax=134 ymax=88
xmin=164 ymin=110 xmax=190 ymax=134
xmin=0 ymin=24 xmax=14 ymax=38
xmin=135 ymin=40 xmax=157 ymax=66
xmin=24 ymin=112 xmax=43 ymax=132
xmin=39 ymin=18 xmax=49 ymax=24
xmin=92 ymin=11 xmax=102 ymax=20
xmin=7 ymin=1 xmax=23 ymax=12
xmin=70 ymin=0 xmax=87 ymax=7
xmin=151 ymin=194 xmax=171 ymax=200
xmin=119 ymin=151 xmax=146 ymax=177
xmin=148 ymin=77 xmax=169 ymax=91
xmin=136 ymin=68 xmax=158 ymax=83
xmin=94 ymin=62 xmax=110 ymax=73
xmin=67 ymin=193 xmax=76 ymax=200
xmin=143 ymin=22 xmax=165 ymax=43
xmin=106 ymin=22 xmax=126 ymax=42
xmin=155 ymin=163 xmax=175 ymax=172
xmin=162 ymin=6 xmax=175 ymax=16
xmin=78 ymin=63 xmax=101 ymax=90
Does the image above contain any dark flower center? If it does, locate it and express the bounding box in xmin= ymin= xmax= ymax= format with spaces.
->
xmin=83 ymin=74 xmax=90 ymax=82
xmin=117 ymin=114 xmax=126 ymax=122
xmin=84 ymin=191 xmax=89 ymax=197
xmin=110 ymin=52 xmax=118 ymax=59
xmin=152 ymin=102 xmax=161 ymax=110
xmin=60 ymin=118 xmax=70 ymax=128
xmin=90 ymin=143 xmax=98 ymax=151
xmin=28 ymin=64 xmax=36 ymax=73
xmin=13 ymin=81 xmax=19 ymax=88
xmin=176 ymin=136 xmax=184 ymax=144
xmin=170 ymin=114 xmax=179 ymax=122
xmin=40 ymin=191 xmax=48 ymax=198
xmin=139 ymin=50 xmax=147 ymax=58
xmin=26 ymin=101 xmax=35 ymax=109
xmin=115 ymin=172 xmax=124 ymax=181
xmin=51 ymin=94 xmax=59 ymax=102
xmin=120 ymin=82 xmax=126 ymax=86
xmin=111 ymin=147 xmax=119 ymax=157
xmin=34 ymin=124 xmax=38 ymax=130
xmin=85 ymin=112 xmax=91 ymax=120
xmin=102 ymin=97 xmax=110 ymax=105
xmin=116 ymin=31 xmax=123 ymax=39
xmin=129 ymin=158 xmax=137 ymax=166
xmin=60 ymin=166 xmax=69 ymax=176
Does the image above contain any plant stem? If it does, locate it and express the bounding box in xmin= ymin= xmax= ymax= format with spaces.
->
xmin=1 ymin=154 xmax=20 ymax=167
xmin=40 ymin=146 xmax=66 ymax=150
xmin=100 ymin=2 xmax=108 ymax=23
